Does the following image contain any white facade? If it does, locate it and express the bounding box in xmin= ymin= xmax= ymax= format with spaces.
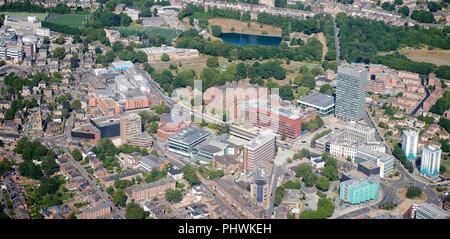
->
xmin=329 ymin=141 xmax=358 ymax=161
xmin=402 ymin=130 xmax=418 ymax=160
xmin=420 ymin=145 xmax=441 ymax=178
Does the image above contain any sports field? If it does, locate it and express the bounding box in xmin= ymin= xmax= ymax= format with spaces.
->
xmin=0 ymin=12 xmax=48 ymax=21
xmin=47 ymin=14 xmax=89 ymax=28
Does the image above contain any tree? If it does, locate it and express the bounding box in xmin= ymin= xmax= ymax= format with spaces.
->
xmin=211 ymin=25 xmax=222 ymax=37
xmin=149 ymin=122 xmax=158 ymax=134
xmin=274 ymin=186 xmax=285 ymax=206
xmin=54 ymin=36 xmax=66 ymax=45
xmin=296 ymin=164 xmax=312 ymax=178
xmin=125 ymin=203 xmax=149 ymax=219
xmin=71 ymin=149 xmax=82 ymax=161
xmin=316 ymin=176 xmax=331 ymax=191
xmin=440 ymin=165 xmax=447 ymax=173
xmin=70 ymin=54 xmax=80 ymax=69
xmin=411 ymin=10 xmax=434 ymax=23
xmin=237 ymin=63 xmax=247 ymax=79
xmin=39 ymin=176 xmax=63 ymax=196
xmin=153 ymin=8 xmax=158 ymax=17
xmin=183 ymin=165 xmax=199 ymax=185
xmin=161 ymin=53 xmax=170 ymax=61
xmin=319 ymin=84 xmax=333 ymax=95
xmin=53 ymin=47 xmax=66 ymax=60
xmin=284 ymin=180 xmax=301 ymax=189
xmin=165 ymin=188 xmax=182 ymax=202
xmin=72 ymin=100 xmax=81 ymax=111
xmin=206 ymin=56 xmax=219 ymax=68
xmin=280 ymin=85 xmax=294 ymax=101
xmin=135 ymin=51 xmax=148 ymax=63
xmin=301 ymin=171 xmax=316 ymax=187
xmin=427 ymin=1 xmax=440 ymax=12
xmin=406 ymin=186 xmax=422 ymax=199
xmin=296 ymin=86 xmax=310 ymax=97
xmin=43 ymin=37 xmax=50 ymax=45
xmin=112 ymin=189 xmax=126 ymax=207
xmin=398 ymin=6 xmax=410 ymax=17
xmin=112 ymin=42 xmax=124 ymax=52
xmin=281 ymin=134 xmax=287 ymax=141
xmin=41 ymin=154 xmax=60 ymax=176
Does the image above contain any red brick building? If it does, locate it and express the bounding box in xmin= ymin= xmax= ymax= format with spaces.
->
xmin=131 ymin=177 xmax=176 ymax=202
xmin=247 ymin=101 xmax=316 ymax=138
xmin=78 ymin=202 xmax=111 ymax=219
xmin=156 ymin=113 xmax=190 ymax=140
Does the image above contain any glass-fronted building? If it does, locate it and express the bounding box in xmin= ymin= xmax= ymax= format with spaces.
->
xmin=340 ymin=174 xmax=380 ymax=205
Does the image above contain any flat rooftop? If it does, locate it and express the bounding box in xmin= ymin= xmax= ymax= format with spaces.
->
xmin=112 ymin=61 xmax=134 ymax=69
xmin=298 ymin=92 xmax=335 ymax=109
xmin=338 ymin=64 xmax=368 ymax=78
xmin=344 ymin=170 xmax=367 ymax=179
xmin=91 ymin=115 xmax=121 ymax=127
xmin=359 ymin=161 xmax=379 ymax=170
xmin=283 ymin=189 xmax=302 ymax=203
xmin=169 ymin=127 xmax=211 ymax=145
xmin=245 ymin=131 xmax=275 ymax=151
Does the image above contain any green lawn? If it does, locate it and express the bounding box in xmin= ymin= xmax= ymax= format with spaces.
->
xmin=1 ymin=12 xmax=48 ymax=21
xmin=442 ymin=157 xmax=450 ymax=178
xmin=48 ymin=14 xmax=89 ymax=28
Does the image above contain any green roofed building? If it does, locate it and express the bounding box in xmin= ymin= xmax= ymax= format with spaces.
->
xmin=339 ymin=172 xmax=380 ymax=205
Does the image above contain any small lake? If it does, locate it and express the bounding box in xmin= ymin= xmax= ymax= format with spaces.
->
xmin=218 ymin=32 xmax=282 ymax=47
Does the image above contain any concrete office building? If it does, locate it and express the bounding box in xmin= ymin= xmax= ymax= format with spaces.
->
xmin=71 ymin=124 xmax=101 ymax=145
xmin=297 ymin=92 xmax=335 ymax=116
xmin=243 ymin=131 xmax=276 ymax=173
xmin=340 ymin=172 xmax=380 ymax=205
xmin=90 ymin=115 xmax=121 ymax=139
xmin=420 ymin=145 xmax=441 ymax=179
xmin=357 ymin=161 xmax=380 ymax=177
xmin=415 ymin=203 xmax=450 ymax=219
xmin=168 ymin=127 xmax=211 ymax=159
xmin=402 ymin=130 xmax=419 ymax=160
xmin=120 ymin=113 xmax=142 ymax=142
xmin=250 ymin=179 xmax=269 ymax=204
xmin=343 ymin=121 xmax=376 ymax=142
xmin=335 ymin=64 xmax=368 ymax=122
xmin=355 ymin=149 xmax=394 ymax=178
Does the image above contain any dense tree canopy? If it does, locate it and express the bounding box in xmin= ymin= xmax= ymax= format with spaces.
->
xmin=125 ymin=203 xmax=149 ymax=219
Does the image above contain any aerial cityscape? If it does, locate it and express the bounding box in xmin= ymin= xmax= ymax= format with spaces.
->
xmin=0 ymin=0 xmax=449 ymax=220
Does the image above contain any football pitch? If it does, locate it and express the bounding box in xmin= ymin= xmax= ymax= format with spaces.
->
xmin=47 ymin=14 xmax=89 ymax=28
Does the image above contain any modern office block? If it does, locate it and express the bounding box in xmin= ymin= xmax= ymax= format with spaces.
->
xmin=243 ymin=130 xmax=276 ymax=173
xmin=168 ymin=127 xmax=211 ymax=159
xmin=340 ymin=174 xmax=380 ymax=205
xmin=335 ymin=64 xmax=368 ymax=122
xmin=251 ymin=179 xmax=269 ymax=204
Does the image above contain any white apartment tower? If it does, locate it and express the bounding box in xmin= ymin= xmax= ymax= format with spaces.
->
xmin=420 ymin=145 xmax=441 ymax=178
xmin=402 ymin=130 xmax=418 ymax=160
